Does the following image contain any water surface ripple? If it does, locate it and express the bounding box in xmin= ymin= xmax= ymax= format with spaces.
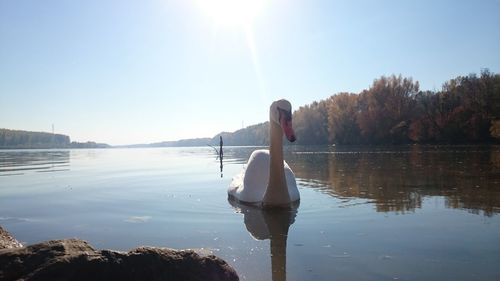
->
xmin=1 ymin=146 xmax=499 ymax=281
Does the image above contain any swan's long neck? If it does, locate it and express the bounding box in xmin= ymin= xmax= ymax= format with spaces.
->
xmin=262 ymin=121 xmax=290 ymax=206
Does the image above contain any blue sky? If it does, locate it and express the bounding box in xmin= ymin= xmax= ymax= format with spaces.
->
xmin=1 ymin=0 xmax=499 ymax=145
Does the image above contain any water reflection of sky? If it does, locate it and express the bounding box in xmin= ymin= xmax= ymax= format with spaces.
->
xmin=0 ymin=146 xmax=499 ymax=281
xmin=0 ymin=150 xmax=70 ymax=175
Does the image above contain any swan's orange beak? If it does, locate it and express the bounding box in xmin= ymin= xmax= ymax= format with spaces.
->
xmin=280 ymin=117 xmax=296 ymax=143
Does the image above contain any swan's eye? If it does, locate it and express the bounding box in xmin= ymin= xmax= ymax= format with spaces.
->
xmin=278 ymin=108 xmax=292 ymax=122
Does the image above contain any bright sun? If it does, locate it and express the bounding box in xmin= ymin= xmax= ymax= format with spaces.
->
xmin=198 ymin=0 xmax=266 ymax=26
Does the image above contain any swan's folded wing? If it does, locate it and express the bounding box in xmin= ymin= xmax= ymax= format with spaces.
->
xmin=228 ymin=150 xmax=270 ymax=203
xmin=284 ymin=161 xmax=300 ymax=202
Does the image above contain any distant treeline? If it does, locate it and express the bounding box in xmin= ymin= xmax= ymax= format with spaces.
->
xmin=216 ymin=123 xmax=270 ymax=146
xmin=6 ymin=70 xmax=497 ymax=149
xmin=205 ymin=70 xmax=499 ymax=146
xmin=140 ymin=70 xmax=500 ymax=147
xmin=138 ymin=123 xmax=271 ymax=148
xmin=0 ymin=129 xmax=110 ymax=149
xmin=292 ymin=69 xmax=500 ymax=145
xmin=0 ymin=129 xmax=70 ymax=148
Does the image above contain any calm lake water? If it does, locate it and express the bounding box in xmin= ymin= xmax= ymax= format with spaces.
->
xmin=1 ymin=146 xmax=500 ymax=281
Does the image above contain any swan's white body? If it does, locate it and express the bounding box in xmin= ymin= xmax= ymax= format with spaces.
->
xmin=228 ymin=149 xmax=299 ymax=204
xmin=228 ymin=99 xmax=300 ymax=206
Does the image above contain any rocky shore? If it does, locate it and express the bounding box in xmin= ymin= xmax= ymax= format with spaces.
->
xmin=0 ymin=226 xmax=238 ymax=281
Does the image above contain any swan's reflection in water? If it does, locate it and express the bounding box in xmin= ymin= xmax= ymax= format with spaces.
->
xmin=229 ymin=199 xmax=299 ymax=281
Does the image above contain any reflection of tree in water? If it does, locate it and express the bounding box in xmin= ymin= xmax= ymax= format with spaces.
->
xmin=442 ymin=148 xmax=500 ymax=216
xmin=289 ymin=146 xmax=500 ymax=216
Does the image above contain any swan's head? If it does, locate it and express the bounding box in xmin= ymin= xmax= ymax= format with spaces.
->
xmin=270 ymin=99 xmax=296 ymax=142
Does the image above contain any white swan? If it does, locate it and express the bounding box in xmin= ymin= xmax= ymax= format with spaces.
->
xmin=228 ymin=99 xmax=300 ymax=207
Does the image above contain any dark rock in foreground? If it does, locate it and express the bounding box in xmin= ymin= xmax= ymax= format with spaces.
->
xmin=0 ymin=238 xmax=239 ymax=281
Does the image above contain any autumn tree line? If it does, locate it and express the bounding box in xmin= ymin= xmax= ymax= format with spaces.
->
xmin=293 ymin=70 xmax=500 ymax=145
xmin=3 ymin=70 xmax=498 ymax=148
